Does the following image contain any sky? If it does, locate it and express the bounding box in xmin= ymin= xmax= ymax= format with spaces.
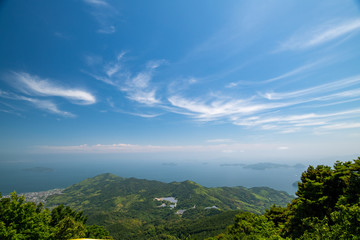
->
xmin=0 ymin=0 xmax=360 ymax=164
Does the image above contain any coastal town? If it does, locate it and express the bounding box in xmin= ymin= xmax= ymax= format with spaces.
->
xmin=3 ymin=189 xmax=64 ymax=205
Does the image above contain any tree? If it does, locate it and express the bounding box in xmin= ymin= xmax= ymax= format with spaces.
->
xmin=0 ymin=192 xmax=113 ymax=240
xmin=214 ymin=212 xmax=284 ymax=240
xmin=210 ymin=158 xmax=360 ymax=240
xmin=285 ymin=158 xmax=360 ymax=238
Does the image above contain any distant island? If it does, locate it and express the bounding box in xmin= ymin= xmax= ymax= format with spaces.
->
xmin=220 ymin=162 xmax=306 ymax=170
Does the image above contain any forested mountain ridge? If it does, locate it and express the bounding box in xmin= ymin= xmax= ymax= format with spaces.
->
xmin=45 ymin=173 xmax=293 ymax=239
xmin=46 ymin=173 xmax=292 ymax=214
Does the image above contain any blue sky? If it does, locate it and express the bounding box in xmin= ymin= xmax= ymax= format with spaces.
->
xmin=1 ymin=0 xmax=360 ymax=163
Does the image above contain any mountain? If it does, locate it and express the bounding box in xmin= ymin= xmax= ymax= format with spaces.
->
xmin=45 ymin=173 xmax=293 ymax=239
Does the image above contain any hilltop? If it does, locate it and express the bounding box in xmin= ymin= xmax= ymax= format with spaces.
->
xmin=45 ymin=173 xmax=293 ymax=239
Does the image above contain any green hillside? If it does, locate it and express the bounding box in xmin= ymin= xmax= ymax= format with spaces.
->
xmin=45 ymin=173 xmax=293 ymax=239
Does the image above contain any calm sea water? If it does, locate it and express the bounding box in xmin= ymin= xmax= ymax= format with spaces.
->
xmin=0 ymin=159 xmax=307 ymax=196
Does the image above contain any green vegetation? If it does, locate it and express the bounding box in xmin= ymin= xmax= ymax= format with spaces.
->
xmin=3 ymin=158 xmax=359 ymax=239
xmin=208 ymin=158 xmax=360 ymax=239
xmin=0 ymin=192 xmax=113 ymax=240
xmin=45 ymin=173 xmax=292 ymax=239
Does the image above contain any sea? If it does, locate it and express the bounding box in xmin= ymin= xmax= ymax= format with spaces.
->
xmin=0 ymin=156 xmax=313 ymax=196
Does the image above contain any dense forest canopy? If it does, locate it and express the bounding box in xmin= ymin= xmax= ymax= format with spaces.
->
xmin=208 ymin=158 xmax=360 ymax=239
xmin=0 ymin=192 xmax=113 ymax=240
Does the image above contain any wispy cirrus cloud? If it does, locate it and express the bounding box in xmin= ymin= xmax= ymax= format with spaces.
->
xmin=10 ymin=72 xmax=96 ymax=105
xmin=1 ymin=72 xmax=96 ymax=117
xmin=0 ymin=90 xmax=74 ymax=117
xmin=24 ymin=98 xmax=75 ymax=117
xmin=278 ymin=18 xmax=360 ymax=51
xmin=227 ymin=60 xmax=324 ymax=88
xmin=165 ymin=72 xmax=360 ymax=134
xmin=83 ymin=0 xmax=109 ymax=6
xmin=128 ymin=112 xmax=161 ymax=118
xmin=83 ymin=0 xmax=119 ymax=34
xmin=167 ymin=94 xmax=294 ymax=122
xmin=122 ymin=62 xmax=163 ymax=105
xmin=168 ymin=95 xmax=255 ymax=121
xmin=234 ymin=108 xmax=360 ymax=128
xmin=97 ymin=26 xmax=116 ymax=34
xmin=111 ymin=107 xmax=161 ymax=118
xmin=87 ymin=53 xmax=163 ymax=106
xmin=83 ymin=49 xmax=360 ymax=133
xmin=261 ymin=75 xmax=360 ymax=100
xmin=317 ymin=122 xmax=360 ymax=131
xmin=83 ymin=47 xmax=360 ymax=133
xmin=262 ymin=60 xmax=324 ymax=84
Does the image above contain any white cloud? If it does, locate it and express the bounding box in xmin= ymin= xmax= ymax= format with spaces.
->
xmin=314 ymin=88 xmax=360 ymax=101
xmin=84 ymin=54 xmax=103 ymax=66
xmin=227 ymin=60 xmax=323 ymax=88
xmin=2 ymin=71 xmax=96 ymax=117
xmin=0 ymin=90 xmax=74 ymax=117
xmin=0 ymin=90 xmax=15 ymax=99
xmin=105 ymin=97 xmax=161 ymax=118
xmin=279 ymin=128 xmax=300 ymax=134
xmin=129 ymin=72 xmax=151 ymax=89
xmin=82 ymin=47 xmax=360 ymax=133
xmin=86 ymin=72 xmax=117 ymax=87
xmin=278 ymin=18 xmax=360 ymax=51
xmin=25 ymin=98 xmax=75 ymax=117
xmin=84 ymin=0 xmax=109 ymax=6
xmin=318 ymin=122 xmax=360 ymax=131
xmin=262 ymin=60 xmax=323 ymax=83
xmin=123 ymin=69 xmax=161 ymax=105
xmin=11 ymin=72 xmax=96 ymax=105
xmin=167 ymin=93 xmax=304 ymax=123
xmin=97 ymin=25 xmax=116 ymax=34
xmin=126 ymin=89 xmax=160 ymax=105
xmin=167 ymin=73 xmax=357 ymax=127
xmin=128 ymin=112 xmax=161 ymax=118
xmin=235 ymin=108 xmax=360 ymax=130
xmin=104 ymin=52 xmax=125 ymax=77
xmin=168 ymin=76 xmax=199 ymax=94
xmin=168 ymin=95 xmax=266 ymax=121
xmin=88 ymin=54 xmax=162 ymax=106
xmin=261 ymin=75 xmax=360 ymax=100
xmin=83 ymin=0 xmax=119 ymax=34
